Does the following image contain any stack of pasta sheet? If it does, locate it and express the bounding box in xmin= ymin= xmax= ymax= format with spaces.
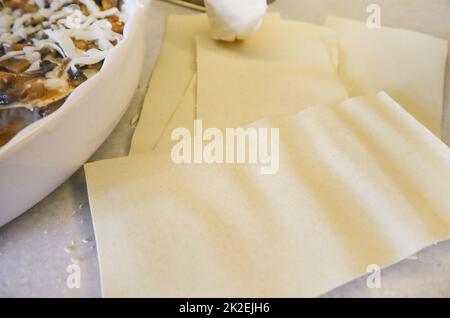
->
xmin=84 ymin=14 xmax=449 ymax=297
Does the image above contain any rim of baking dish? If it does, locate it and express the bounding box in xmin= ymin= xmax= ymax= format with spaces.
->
xmin=0 ymin=0 xmax=149 ymax=159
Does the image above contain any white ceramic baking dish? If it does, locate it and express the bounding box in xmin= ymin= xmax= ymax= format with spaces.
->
xmin=0 ymin=0 xmax=151 ymax=227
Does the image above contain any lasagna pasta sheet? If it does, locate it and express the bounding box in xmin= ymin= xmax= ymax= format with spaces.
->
xmin=196 ymin=20 xmax=348 ymax=130
xmin=130 ymin=14 xmax=281 ymax=154
xmin=325 ymin=16 xmax=448 ymax=137
xmin=85 ymin=92 xmax=450 ymax=297
xmin=129 ymin=14 xmax=207 ymax=154
xmin=157 ymin=75 xmax=197 ymax=151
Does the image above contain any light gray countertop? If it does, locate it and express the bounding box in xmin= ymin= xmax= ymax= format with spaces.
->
xmin=1 ymin=0 xmax=449 ymax=298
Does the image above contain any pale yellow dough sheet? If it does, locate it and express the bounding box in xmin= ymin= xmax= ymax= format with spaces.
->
xmin=325 ymin=16 xmax=448 ymax=137
xmin=130 ymin=14 xmax=207 ymax=154
xmin=130 ymin=14 xmax=281 ymax=154
xmin=157 ymin=75 xmax=197 ymax=151
xmin=85 ymin=92 xmax=450 ymax=297
xmin=196 ymin=20 xmax=348 ymax=130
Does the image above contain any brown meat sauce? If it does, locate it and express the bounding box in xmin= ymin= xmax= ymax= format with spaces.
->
xmin=0 ymin=0 xmax=124 ymax=147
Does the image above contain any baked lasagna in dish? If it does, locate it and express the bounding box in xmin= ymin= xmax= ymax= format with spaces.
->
xmin=0 ymin=0 xmax=125 ymax=147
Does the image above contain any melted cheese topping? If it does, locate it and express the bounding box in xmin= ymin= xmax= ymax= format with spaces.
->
xmin=0 ymin=0 xmax=124 ymax=91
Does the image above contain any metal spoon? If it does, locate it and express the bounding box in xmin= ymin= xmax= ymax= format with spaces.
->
xmin=162 ymin=0 xmax=276 ymax=12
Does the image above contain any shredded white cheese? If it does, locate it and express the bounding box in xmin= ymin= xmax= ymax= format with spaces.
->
xmin=0 ymin=0 xmax=124 ymax=69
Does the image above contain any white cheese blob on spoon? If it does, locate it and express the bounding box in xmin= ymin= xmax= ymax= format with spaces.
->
xmin=205 ymin=0 xmax=267 ymax=42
